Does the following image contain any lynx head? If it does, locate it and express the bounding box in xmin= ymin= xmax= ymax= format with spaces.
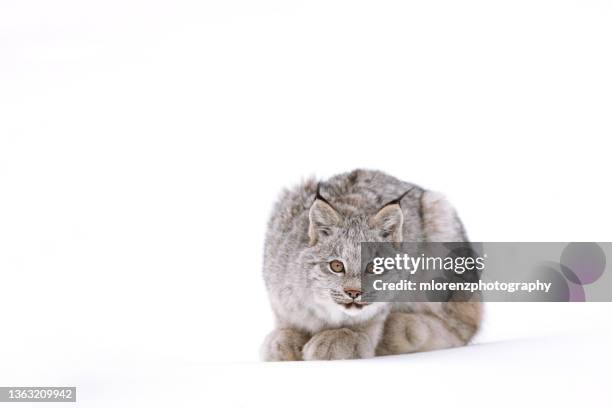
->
xmin=302 ymin=188 xmax=409 ymax=318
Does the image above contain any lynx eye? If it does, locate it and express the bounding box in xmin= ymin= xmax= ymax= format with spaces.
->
xmin=366 ymin=262 xmax=375 ymax=274
xmin=329 ymin=260 xmax=345 ymax=273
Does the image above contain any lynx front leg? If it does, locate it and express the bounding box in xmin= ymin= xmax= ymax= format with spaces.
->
xmin=302 ymin=328 xmax=375 ymax=360
xmin=376 ymin=303 xmax=482 ymax=356
xmin=261 ymin=328 xmax=310 ymax=361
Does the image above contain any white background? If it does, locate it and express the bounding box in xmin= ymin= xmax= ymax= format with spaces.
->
xmin=1 ymin=0 xmax=611 ymax=407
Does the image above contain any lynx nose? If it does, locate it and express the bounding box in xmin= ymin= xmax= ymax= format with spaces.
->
xmin=344 ymin=288 xmax=362 ymax=299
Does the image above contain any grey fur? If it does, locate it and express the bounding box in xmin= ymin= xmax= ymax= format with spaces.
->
xmin=261 ymin=169 xmax=482 ymax=361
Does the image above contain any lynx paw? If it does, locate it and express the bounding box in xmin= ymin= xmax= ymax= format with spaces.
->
xmin=302 ymin=328 xmax=374 ymax=360
xmin=261 ymin=329 xmax=310 ymax=361
xmin=376 ymin=312 xmax=430 ymax=355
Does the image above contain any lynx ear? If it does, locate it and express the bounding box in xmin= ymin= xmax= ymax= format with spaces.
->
xmin=420 ymin=191 xmax=466 ymax=241
xmin=308 ymin=198 xmax=341 ymax=246
xmin=370 ymin=203 xmax=404 ymax=242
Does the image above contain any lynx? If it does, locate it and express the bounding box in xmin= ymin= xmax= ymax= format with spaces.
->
xmin=261 ymin=169 xmax=482 ymax=361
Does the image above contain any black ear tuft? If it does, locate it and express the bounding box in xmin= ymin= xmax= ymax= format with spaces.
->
xmin=315 ymin=183 xmax=336 ymax=209
xmin=378 ymin=187 xmax=416 ymax=210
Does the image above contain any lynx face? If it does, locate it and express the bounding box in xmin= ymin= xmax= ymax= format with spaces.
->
xmin=303 ymin=195 xmax=404 ymax=318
